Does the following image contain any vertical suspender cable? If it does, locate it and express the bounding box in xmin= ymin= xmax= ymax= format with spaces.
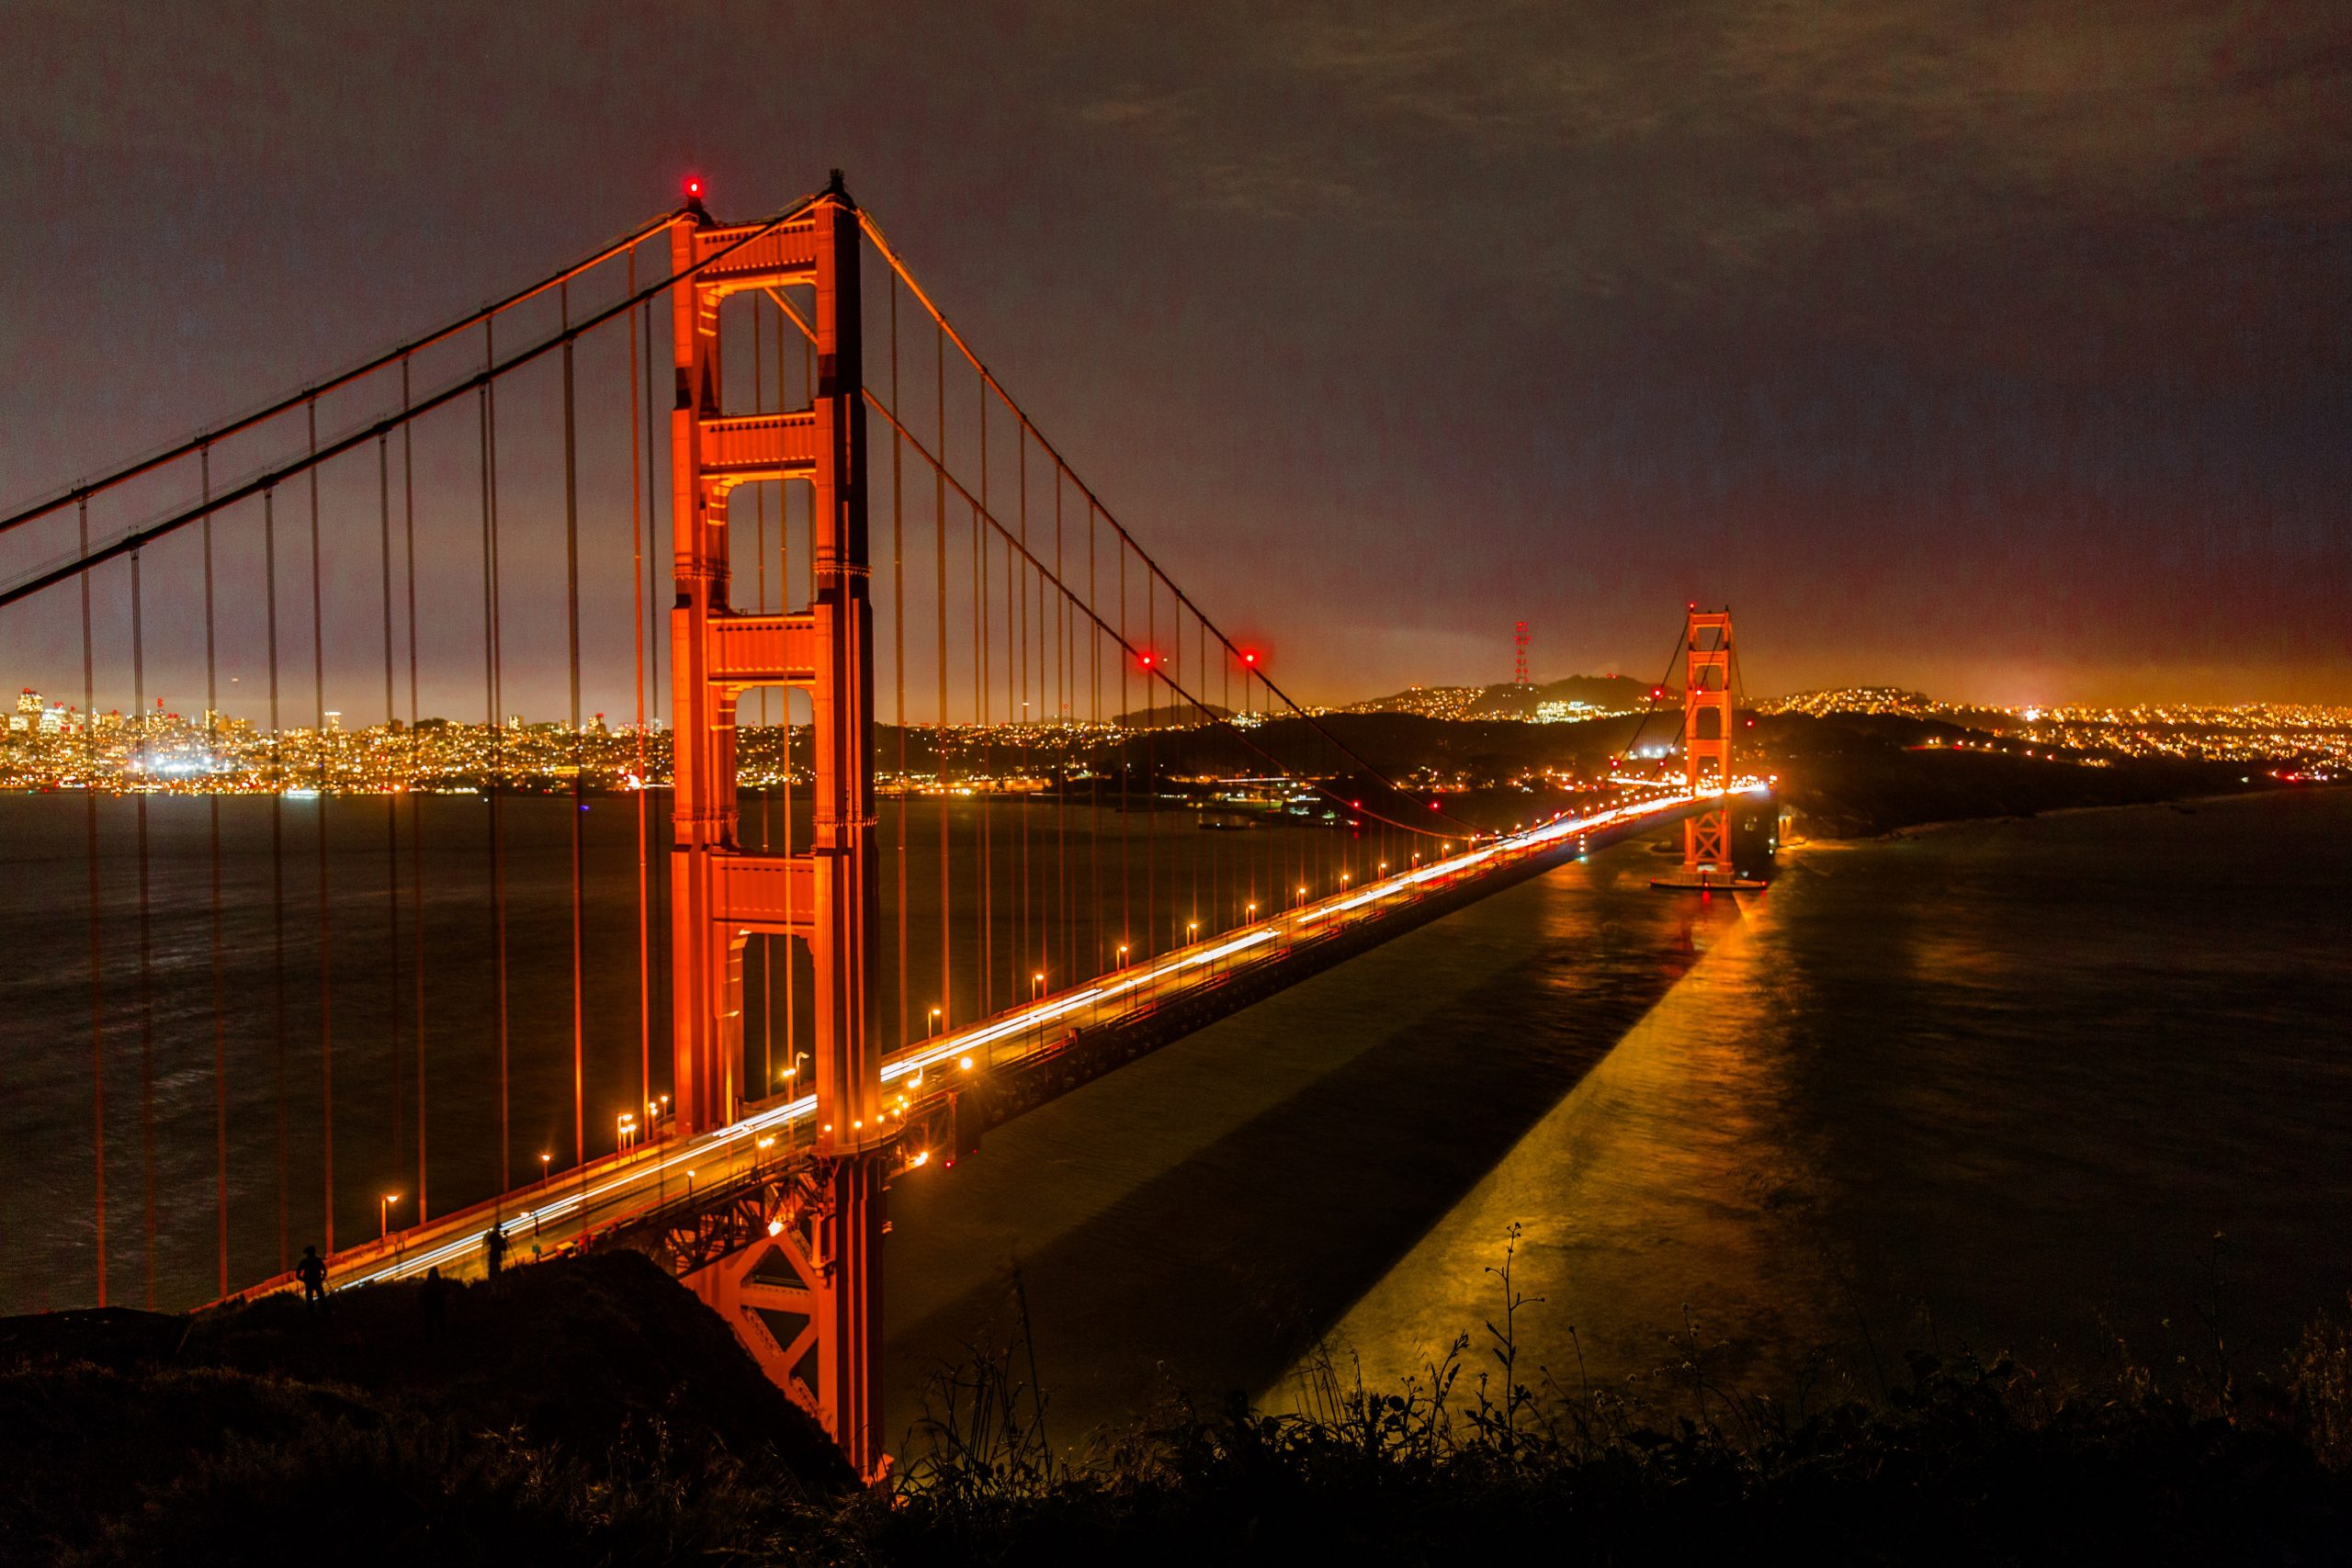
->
xmin=266 ymin=488 xmax=288 ymax=1271
xmin=753 ymin=302 xmax=771 ymax=1093
xmin=562 ymin=282 xmax=585 ymax=1168
xmin=1017 ymin=434 xmax=1030 ymax=984
xmin=202 ymin=447 xmax=228 ymax=1295
xmin=1146 ymin=565 xmax=1155 ymax=958
xmin=131 ymin=542 xmax=153 ymax=1305
xmin=308 ymin=401 xmax=334 ymax=1256
xmin=891 ymin=272 xmax=908 ymax=1052
xmin=1005 ymin=494 xmax=1019 ymax=985
xmin=978 ymin=396 xmax=991 ymax=1013
xmin=379 ymin=431 xmax=402 ymax=1201
xmin=482 ymin=324 xmax=510 ymax=1191
xmin=975 ymin=503 xmax=989 ymax=1012
xmin=80 ymin=497 xmax=106 ymax=1307
xmin=629 ymin=272 xmax=651 ymax=1121
xmin=1055 ymin=476 xmax=1067 ymax=987
xmin=1118 ymin=540 xmax=1128 ymax=958
xmin=1088 ymin=502 xmax=1100 ymax=974
xmin=401 ymin=361 xmax=426 ymax=1221
xmin=935 ymin=323 xmax=950 ymax=1029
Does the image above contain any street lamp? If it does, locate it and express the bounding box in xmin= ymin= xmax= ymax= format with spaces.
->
xmin=539 ymin=1152 xmax=552 ymax=1186
xmin=379 ymin=1192 xmax=401 ymax=1242
xmin=1116 ymin=943 xmax=1129 ymax=970
xmin=929 ymin=1005 xmax=943 ymax=1038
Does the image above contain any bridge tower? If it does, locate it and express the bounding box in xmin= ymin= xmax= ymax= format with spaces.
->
xmin=1680 ymin=606 xmax=1734 ymax=873
xmin=666 ymin=175 xmax=888 ymax=1474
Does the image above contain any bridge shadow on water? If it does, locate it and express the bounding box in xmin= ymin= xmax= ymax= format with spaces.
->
xmin=884 ymin=855 xmax=1747 ymax=1446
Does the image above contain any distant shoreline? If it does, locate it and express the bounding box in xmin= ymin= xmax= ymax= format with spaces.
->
xmin=1840 ymin=782 xmax=2344 ymax=843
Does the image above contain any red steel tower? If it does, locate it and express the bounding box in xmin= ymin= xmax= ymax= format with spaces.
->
xmin=1681 ymin=606 xmax=1734 ymax=873
xmin=666 ymin=175 xmax=888 ymax=1473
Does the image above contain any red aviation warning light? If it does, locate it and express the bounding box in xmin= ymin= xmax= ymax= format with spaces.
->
xmin=1137 ymin=651 xmax=1156 ymax=670
xmin=685 ymin=176 xmax=705 ymax=200
xmin=1240 ymin=649 xmax=1258 ymax=666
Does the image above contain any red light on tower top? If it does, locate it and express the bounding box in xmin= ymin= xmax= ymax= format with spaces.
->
xmin=685 ymin=176 xmax=705 ymax=201
xmin=1241 ymin=650 xmax=1258 ymax=666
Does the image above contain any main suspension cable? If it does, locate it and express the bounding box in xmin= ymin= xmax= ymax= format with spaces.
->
xmin=0 ymin=211 xmax=685 ymax=544
xmin=856 ymin=212 xmax=1478 ymax=838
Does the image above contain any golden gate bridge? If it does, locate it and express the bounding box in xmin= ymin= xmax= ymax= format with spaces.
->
xmin=0 ymin=174 xmax=1762 ymax=1474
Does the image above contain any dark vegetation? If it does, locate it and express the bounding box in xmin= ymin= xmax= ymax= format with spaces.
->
xmin=5 ymin=1246 xmax=2349 ymax=1564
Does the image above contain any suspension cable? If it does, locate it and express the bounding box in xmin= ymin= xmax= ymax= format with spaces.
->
xmin=2 ymin=195 xmax=826 ymax=613
xmin=0 ymin=211 xmax=685 ymax=543
xmin=866 ymin=394 xmax=1464 ymax=841
xmin=856 ymin=212 xmax=1479 ymax=837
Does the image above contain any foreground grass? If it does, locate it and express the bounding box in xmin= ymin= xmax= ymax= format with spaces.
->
xmin=4 ymin=1248 xmax=2348 ymax=1565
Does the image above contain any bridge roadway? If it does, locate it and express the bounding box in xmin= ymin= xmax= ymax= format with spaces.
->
xmin=232 ymin=786 xmax=1759 ymax=1303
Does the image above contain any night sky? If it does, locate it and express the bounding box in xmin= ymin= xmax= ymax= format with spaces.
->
xmin=2 ymin=2 xmax=2346 ymax=707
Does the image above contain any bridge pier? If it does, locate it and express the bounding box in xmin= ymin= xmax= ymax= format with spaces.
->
xmin=676 ymin=1159 xmax=888 ymax=1475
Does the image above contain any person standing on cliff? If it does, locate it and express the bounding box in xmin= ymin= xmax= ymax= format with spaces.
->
xmin=295 ymin=1246 xmax=327 ymax=1315
xmin=419 ymin=1266 xmax=448 ymax=1341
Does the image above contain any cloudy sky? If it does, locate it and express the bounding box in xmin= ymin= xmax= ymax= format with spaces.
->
xmin=2 ymin=1 xmax=2345 ymax=705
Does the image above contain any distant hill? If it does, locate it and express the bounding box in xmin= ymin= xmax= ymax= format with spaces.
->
xmin=1340 ymin=675 xmax=1663 ymax=721
xmin=1114 ymin=701 xmax=1235 ymax=728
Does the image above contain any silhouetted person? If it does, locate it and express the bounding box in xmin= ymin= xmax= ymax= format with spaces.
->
xmin=295 ymin=1246 xmax=327 ymax=1315
xmin=482 ymin=1224 xmax=508 ymax=1281
xmin=419 ymin=1266 xmax=447 ymax=1340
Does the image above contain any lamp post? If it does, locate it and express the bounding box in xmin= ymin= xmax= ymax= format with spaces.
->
xmin=929 ymin=1005 xmax=943 ymax=1038
xmin=379 ymin=1192 xmax=401 ymax=1244
xmin=539 ymin=1152 xmax=552 ymax=1187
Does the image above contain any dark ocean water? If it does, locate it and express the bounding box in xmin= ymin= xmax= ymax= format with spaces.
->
xmin=883 ymin=789 xmax=2352 ymax=1440
xmin=6 ymin=788 xmax=2347 ymax=1458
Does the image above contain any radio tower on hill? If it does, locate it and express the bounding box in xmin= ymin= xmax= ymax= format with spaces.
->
xmin=1512 ymin=620 xmax=1531 ymax=687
